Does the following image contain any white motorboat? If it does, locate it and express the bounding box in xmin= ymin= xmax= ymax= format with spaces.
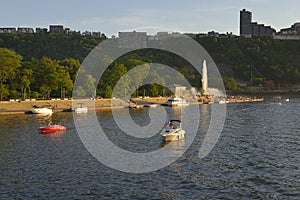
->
xmin=160 ymin=120 xmax=185 ymax=141
xmin=31 ymin=106 xmax=53 ymax=115
xmin=215 ymin=97 xmax=228 ymax=104
xmin=144 ymin=104 xmax=158 ymax=108
xmin=218 ymin=99 xmax=229 ymax=104
xmin=74 ymin=107 xmax=88 ymax=113
xmin=164 ymin=97 xmax=189 ymax=107
xmin=272 ymin=96 xmax=282 ymax=105
xmin=73 ymin=103 xmax=88 ymax=113
xmin=128 ymin=103 xmax=143 ymax=108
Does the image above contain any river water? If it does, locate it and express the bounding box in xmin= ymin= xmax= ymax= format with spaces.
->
xmin=0 ymin=97 xmax=299 ymax=199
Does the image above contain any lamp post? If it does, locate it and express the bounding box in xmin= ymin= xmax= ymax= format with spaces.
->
xmin=60 ymin=86 xmax=65 ymax=100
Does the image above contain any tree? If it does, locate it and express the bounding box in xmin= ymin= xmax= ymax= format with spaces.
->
xmin=103 ymin=85 xmax=113 ymax=98
xmin=26 ymin=58 xmax=42 ymax=98
xmin=19 ymin=68 xmax=33 ymax=100
xmin=38 ymin=57 xmax=60 ymax=99
xmin=0 ymin=48 xmax=22 ymax=100
xmin=147 ymin=83 xmax=159 ymax=97
xmin=59 ymin=58 xmax=81 ymax=82
xmin=144 ymin=69 xmax=166 ymax=97
xmin=223 ymin=77 xmax=237 ymax=91
xmin=56 ymin=66 xmax=73 ymax=98
xmin=73 ymin=68 xmax=96 ymax=98
xmin=73 ymin=86 xmax=86 ymax=98
xmin=0 ymin=84 xmax=9 ymax=100
xmin=31 ymin=57 xmax=73 ymax=99
xmin=98 ymin=62 xmax=129 ymax=98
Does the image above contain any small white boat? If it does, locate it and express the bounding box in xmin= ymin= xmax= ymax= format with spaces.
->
xmin=164 ymin=97 xmax=189 ymax=107
xmin=272 ymin=96 xmax=282 ymax=105
xmin=216 ymin=97 xmax=228 ymax=104
xmin=31 ymin=106 xmax=53 ymax=115
xmin=218 ymin=100 xmax=226 ymax=104
xmin=160 ymin=120 xmax=185 ymax=141
xmin=73 ymin=103 xmax=88 ymax=113
xmin=285 ymin=98 xmax=290 ymax=102
xmin=128 ymin=103 xmax=143 ymax=108
xmin=74 ymin=107 xmax=88 ymax=113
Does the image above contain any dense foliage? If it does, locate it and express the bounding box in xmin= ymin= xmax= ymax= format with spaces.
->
xmin=0 ymin=48 xmax=23 ymax=100
xmin=0 ymin=34 xmax=104 ymax=62
xmin=0 ymin=33 xmax=300 ymax=99
xmin=196 ymin=36 xmax=300 ymax=89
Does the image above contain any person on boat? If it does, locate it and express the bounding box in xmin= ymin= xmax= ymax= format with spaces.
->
xmin=169 ymin=122 xmax=174 ymax=128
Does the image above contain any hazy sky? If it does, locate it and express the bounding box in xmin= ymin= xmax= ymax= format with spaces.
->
xmin=1 ymin=0 xmax=299 ymax=36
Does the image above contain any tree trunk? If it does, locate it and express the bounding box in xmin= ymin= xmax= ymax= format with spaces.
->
xmin=48 ymin=90 xmax=51 ymax=100
xmin=23 ymin=87 xmax=26 ymax=100
xmin=0 ymin=81 xmax=3 ymax=101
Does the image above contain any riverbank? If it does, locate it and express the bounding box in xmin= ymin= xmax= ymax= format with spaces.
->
xmin=227 ymin=90 xmax=300 ymax=96
xmin=0 ymin=95 xmax=267 ymax=115
xmin=0 ymin=97 xmax=169 ymax=115
xmin=0 ymin=99 xmax=122 ymax=115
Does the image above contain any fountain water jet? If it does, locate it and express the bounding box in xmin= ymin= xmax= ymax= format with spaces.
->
xmin=201 ymin=59 xmax=225 ymax=97
xmin=202 ymin=59 xmax=208 ymax=95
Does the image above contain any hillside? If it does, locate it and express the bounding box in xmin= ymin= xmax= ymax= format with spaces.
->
xmin=0 ymin=34 xmax=105 ymax=62
xmin=196 ymin=36 xmax=300 ymax=86
xmin=0 ymin=34 xmax=300 ymax=99
xmin=1 ymin=34 xmax=299 ymax=83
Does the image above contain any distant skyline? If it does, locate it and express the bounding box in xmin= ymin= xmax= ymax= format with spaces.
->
xmin=1 ymin=0 xmax=299 ymax=36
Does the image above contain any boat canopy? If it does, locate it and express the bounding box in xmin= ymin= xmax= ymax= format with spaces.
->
xmin=170 ymin=119 xmax=181 ymax=123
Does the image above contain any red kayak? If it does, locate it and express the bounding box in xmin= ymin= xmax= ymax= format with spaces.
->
xmin=39 ymin=124 xmax=67 ymax=134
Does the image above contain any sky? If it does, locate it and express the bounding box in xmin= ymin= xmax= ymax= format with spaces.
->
xmin=1 ymin=0 xmax=299 ymax=37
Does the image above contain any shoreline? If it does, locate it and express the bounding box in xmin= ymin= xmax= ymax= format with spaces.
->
xmin=227 ymin=90 xmax=300 ymax=96
xmin=0 ymin=95 xmax=267 ymax=115
xmin=0 ymin=98 xmax=169 ymax=115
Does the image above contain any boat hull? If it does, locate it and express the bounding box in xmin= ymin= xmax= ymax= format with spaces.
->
xmin=165 ymin=97 xmax=189 ymax=107
xmin=74 ymin=107 xmax=88 ymax=113
xmin=39 ymin=125 xmax=66 ymax=134
xmin=32 ymin=108 xmax=53 ymax=115
xmin=161 ymin=129 xmax=185 ymax=141
xmin=144 ymin=104 xmax=158 ymax=108
xmin=128 ymin=104 xmax=143 ymax=108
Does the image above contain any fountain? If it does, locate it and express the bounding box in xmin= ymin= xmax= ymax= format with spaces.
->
xmin=202 ymin=59 xmax=208 ymax=95
xmin=189 ymin=59 xmax=225 ymax=99
xmin=201 ymin=59 xmax=225 ymax=97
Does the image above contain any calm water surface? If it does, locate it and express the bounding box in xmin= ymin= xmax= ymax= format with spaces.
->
xmin=0 ymin=97 xmax=299 ymax=199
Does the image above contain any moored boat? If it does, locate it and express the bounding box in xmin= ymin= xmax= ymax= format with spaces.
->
xmin=144 ymin=103 xmax=158 ymax=108
xmin=39 ymin=124 xmax=67 ymax=134
xmin=215 ymin=97 xmax=229 ymax=104
xmin=163 ymin=97 xmax=189 ymax=107
xmin=32 ymin=105 xmax=53 ymax=115
xmin=73 ymin=103 xmax=88 ymax=114
xmin=128 ymin=103 xmax=143 ymax=108
xmin=74 ymin=107 xmax=88 ymax=113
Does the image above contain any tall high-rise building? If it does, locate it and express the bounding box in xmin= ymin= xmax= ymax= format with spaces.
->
xmin=240 ymin=9 xmax=275 ymax=38
xmin=240 ymin=9 xmax=252 ymax=38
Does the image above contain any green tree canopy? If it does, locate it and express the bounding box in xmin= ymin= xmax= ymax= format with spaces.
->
xmin=0 ymin=48 xmax=22 ymax=100
xmin=59 ymin=58 xmax=81 ymax=82
xmin=28 ymin=57 xmax=73 ymax=99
